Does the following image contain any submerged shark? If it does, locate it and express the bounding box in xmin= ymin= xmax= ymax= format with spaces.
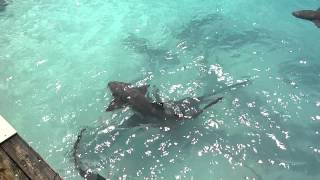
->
xmin=73 ymin=129 xmax=106 ymax=180
xmin=105 ymin=81 xmax=224 ymax=126
xmin=292 ymin=8 xmax=320 ymax=28
xmin=123 ymin=34 xmax=179 ymax=67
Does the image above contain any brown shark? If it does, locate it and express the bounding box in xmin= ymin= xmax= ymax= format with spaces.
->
xmin=292 ymin=9 xmax=320 ymax=28
xmin=105 ymin=81 xmax=223 ymax=124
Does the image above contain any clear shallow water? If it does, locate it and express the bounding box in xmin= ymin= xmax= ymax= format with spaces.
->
xmin=1 ymin=0 xmax=320 ymax=179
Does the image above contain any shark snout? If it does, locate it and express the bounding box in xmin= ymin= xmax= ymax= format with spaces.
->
xmin=292 ymin=11 xmax=302 ymax=18
xmin=292 ymin=11 xmax=300 ymax=17
xmin=107 ymin=82 xmax=121 ymax=97
xmin=107 ymin=81 xmax=131 ymax=96
xmin=108 ymin=81 xmax=120 ymax=91
xmin=107 ymin=81 xmax=116 ymax=88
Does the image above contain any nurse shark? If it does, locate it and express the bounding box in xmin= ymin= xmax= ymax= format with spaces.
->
xmin=104 ymin=81 xmax=251 ymax=127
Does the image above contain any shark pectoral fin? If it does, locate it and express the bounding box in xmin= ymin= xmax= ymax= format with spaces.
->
xmin=312 ymin=20 xmax=320 ymax=28
xmin=106 ymin=98 xmax=127 ymax=111
xmin=137 ymin=84 xmax=150 ymax=95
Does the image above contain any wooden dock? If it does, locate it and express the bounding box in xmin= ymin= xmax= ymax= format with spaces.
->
xmin=0 ymin=115 xmax=62 ymax=180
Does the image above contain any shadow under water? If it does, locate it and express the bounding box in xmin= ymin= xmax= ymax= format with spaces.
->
xmin=0 ymin=0 xmax=8 ymax=12
xmin=175 ymin=13 xmax=272 ymax=51
xmin=122 ymin=33 xmax=180 ymax=72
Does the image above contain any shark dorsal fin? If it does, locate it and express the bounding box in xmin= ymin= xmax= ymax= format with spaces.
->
xmin=106 ymin=98 xmax=127 ymax=111
xmin=137 ymin=84 xmax=150 ymax=95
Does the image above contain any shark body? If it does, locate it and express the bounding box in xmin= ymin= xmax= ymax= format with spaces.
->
xmin=106 ymin=81 xmax=223 ymax=125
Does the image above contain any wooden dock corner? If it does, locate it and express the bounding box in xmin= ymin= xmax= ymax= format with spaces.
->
xmin=0 ymin=115 xmax=62 ymax=180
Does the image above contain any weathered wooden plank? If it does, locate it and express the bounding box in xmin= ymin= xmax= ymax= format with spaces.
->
xmin=1 ymin=134 xmax=62 ymax=180
xmin=0 ymin=147 xmax=29 ymax=180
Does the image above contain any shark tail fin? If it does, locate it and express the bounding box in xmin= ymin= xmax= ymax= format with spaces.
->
xmin=189 ymin=97 xmax=223 ymax=119
xmin=196 ymin=79 xmax=250 ymax=103
xmin=206 ymin=79 xmax=251 ymax=98
xmin=73 ymin=128 xmax=106 ymax=180
xmin=203 ymin=97 xmax=223 ymax=110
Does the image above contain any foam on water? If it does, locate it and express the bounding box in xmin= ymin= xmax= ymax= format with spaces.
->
xmin=1 ymin=0 xmax=320 ymax=179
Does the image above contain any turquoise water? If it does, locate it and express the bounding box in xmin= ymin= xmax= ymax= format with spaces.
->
xmin=1 ymin=0 xmax=320 ymax=179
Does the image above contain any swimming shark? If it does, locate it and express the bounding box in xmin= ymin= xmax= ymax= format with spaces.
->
xmin=105 ymin=81 xmax=224 ymax=125
xmin=292 ymin=8 xmax=320 ymax=28
xmin=73 ymin=129 xmax=106 ymax=180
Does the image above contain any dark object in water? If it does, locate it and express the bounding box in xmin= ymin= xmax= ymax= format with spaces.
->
xmin=176 ymin=14 xmax=271 ymax=51
xmin=0 ymin=0 xmax=8 ymax=12
xmin=120 ymin=79 xmax=250 ymax=128
xmin=292 ymin=8 xmax=320 ymax=28
xmin=123 ymin=34 xmax=180 ymax=67
xmin=105 ymin=81 xmax=223 ymax=124
xmin=73 ymin=128 xmax=106 ymax=180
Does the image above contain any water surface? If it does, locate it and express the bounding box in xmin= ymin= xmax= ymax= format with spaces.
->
xmin=0 ymin=0 xmax=320 ymax=179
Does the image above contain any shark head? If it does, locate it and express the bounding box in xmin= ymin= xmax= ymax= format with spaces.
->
xmin=292 ymin=10 xmax=317 ymax=20
xmin=106 ymin=81 xmax=150 ymax=112
xmin=292 ymin=10 xmax=306 ymax=19
xmin=108 ymin=81 xmax=131 ymax=97
xmin=292 ymin=9 xmax=320 ymax=28
xmin=106 ymin=81 xmax=131 ymax=111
